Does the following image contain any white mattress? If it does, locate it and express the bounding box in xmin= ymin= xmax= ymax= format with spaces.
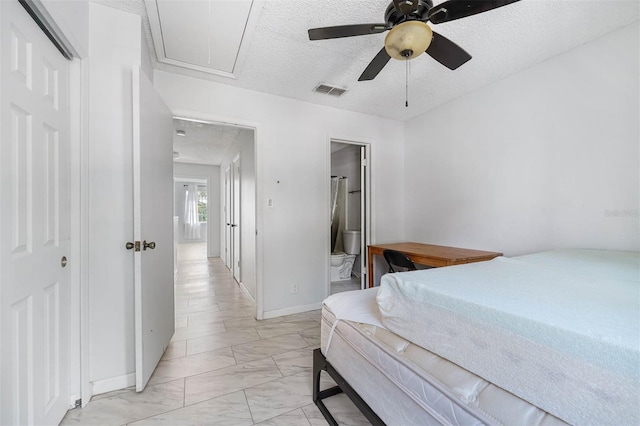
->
xmin=376 ymin=249 xmax=640 ymax=425
xmin=322 ymin=288 xmax=566 ymax=426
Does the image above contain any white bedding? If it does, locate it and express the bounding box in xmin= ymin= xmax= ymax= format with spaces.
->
xmin=376 ymin=249 xmax=640 ymax=425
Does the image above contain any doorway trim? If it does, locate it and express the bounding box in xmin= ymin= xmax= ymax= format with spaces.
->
xmin=171 ymin=110 xmax=263 ymax=319
xmin=326 ymin=137 xmax=372 ymax=297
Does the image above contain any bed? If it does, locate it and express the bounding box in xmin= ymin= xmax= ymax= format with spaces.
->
xmin=313 ymin=249 xmax=639 ymax=425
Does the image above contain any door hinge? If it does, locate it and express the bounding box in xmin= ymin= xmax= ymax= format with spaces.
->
xmin=361 ymin=158 xmax=368 ymax=167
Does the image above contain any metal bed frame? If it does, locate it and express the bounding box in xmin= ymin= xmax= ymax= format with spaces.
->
xmin=312 ymin=348 xmax=385 ymax=426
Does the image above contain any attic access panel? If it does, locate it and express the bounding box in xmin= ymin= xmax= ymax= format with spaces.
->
xmin=145 ymin=0 xmax=261 ymax=78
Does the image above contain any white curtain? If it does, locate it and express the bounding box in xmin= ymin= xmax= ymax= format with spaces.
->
xmin=184 ymin=184 xmax=201 ymax=239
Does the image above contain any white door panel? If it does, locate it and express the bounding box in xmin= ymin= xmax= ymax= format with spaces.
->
xmin=224 ymin=166 xmax=231 ymax=269
xmin=232 ymin=154 xmax=241 ymax=281
xmin=1 ymin=1 xmax=71 ymax=424
xmin=132 ymin=67 xmax=174 ymax=391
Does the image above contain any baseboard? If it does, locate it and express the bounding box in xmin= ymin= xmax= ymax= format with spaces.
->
xmin=263 ymin=302 xmax=323 ymax=319
xmin=238 ymin=281 xmax=256 ymax=304
xmin=91 ymin=372 xmax=135 ymax=396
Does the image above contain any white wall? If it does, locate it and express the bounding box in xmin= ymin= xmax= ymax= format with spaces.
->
xmin=404 ymin=22 xmax=640 ymax=256
xmin=87 ymin=3 xmax=142 ymax=390
xmin=154 ymin=71 xmax=405 ymax=316
xmin=173 ymin=162 xmax=222 ymax=255
xmin=220 ymin=130 xmax=256 ymax=299
xmin=41 ymin=0 xmax=89 ymax=57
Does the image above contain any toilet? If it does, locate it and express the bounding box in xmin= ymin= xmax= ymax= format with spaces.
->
xmin=330 ymin=230 xmax=361 ymax=281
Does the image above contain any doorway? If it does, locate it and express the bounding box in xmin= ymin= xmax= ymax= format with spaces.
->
xmin=172 ymin=118 xmax=257 ymax=303
xmin=329 ymin=140 xmax=371 ymax=295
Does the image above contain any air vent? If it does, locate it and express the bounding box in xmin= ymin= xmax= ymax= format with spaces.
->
xmin=314 ymin=83 xmax=348 ymax=97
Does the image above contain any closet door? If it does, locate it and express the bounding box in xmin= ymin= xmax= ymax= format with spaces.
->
xmin=0 ymin=1 xmax=71 ymax=424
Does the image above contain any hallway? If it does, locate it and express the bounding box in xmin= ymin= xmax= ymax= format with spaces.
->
xmin=62 ymin=243 xmax=368 ymax=425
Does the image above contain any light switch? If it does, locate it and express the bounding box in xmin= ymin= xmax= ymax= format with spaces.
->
xmin=267 ymin=198 xmax=273 ymax=207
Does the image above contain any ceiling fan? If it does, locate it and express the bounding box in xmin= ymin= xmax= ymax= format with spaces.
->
xmin=308 ymin=0 xmax=520 ymax=81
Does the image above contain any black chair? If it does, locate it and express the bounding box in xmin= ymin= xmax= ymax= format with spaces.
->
xmin=383 ymin=249 xmax=417 ymax=273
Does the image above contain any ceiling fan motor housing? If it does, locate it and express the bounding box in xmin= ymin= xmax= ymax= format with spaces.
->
xmin=385 ymin=0 xmax=433 ymax=26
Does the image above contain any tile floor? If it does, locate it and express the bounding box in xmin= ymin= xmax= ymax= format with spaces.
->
xmin=62 ymin=243 xmax=369 ymax=425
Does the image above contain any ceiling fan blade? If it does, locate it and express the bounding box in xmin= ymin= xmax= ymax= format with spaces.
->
xmin=428 ymin=0 xmax=520 ymax=24
xmin=308 ymin=24 xmax=388 ymax=40
xmin=358 ymin=47 xmax=392 ymax=81
xmin=426 ymin=31 xmax=471 ymax=70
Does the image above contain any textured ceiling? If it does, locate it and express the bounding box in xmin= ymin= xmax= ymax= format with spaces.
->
xmin=94 ymin=0 xmax=639 ymax=158
xmin=149 ymin=0 xmax=638 ymax=121
xmin=172 ymin=119 xmax=253 ymax=166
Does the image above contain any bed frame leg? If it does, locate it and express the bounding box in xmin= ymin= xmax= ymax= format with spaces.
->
xmin=313 ymin=348 xmax=341 ymax=426
xmin=313 ymin=348 xmax=385 ymax=425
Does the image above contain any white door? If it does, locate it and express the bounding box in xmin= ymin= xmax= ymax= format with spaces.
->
xmin=360 ymin=146 xmax=370 ymax=290
xmin=0 ymin=1 xmax=71 ymax=424
xmin=232 ymin=154 xmax=241 ymax=281
xmin=224 ymin=166 xmax=231 ymax=269
xmin=131 ymin=67 xmax=175 ymax=391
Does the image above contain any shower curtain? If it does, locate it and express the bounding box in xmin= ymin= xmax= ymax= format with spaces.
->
xmin=184 ymin=184 xmax=201 ymax=239
xmin=330 ymin=177 xmax=347 ymax=252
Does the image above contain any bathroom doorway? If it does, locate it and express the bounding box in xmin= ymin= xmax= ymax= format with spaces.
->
xmin=329 ymin=140 xmax=371 ymax=295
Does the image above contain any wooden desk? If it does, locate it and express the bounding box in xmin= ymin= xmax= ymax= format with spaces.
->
xmin=368 ymin=242 xmax=502 ymax=288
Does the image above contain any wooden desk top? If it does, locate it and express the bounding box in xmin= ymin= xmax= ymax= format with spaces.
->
xmin=367 ymin=242 xmax=502 ymax=287
xmin=368 ymin=242 xmax=502 ymax=264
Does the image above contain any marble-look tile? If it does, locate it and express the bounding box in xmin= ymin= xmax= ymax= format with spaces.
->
xmin=298 ymin=326 xmax=321 ymax=348
xmin=302 ymin=395 xmax=371 ymax=426
xmin=175 ymin=303 xmax=220 ymax=317
xmin=244 ymin=372 xmax=313 ymax=423
xmin=188 ymin=307 xmax=253 ymax=326
xmin=255 ymin=318 xmax=320 ymax=340
xmin=174 ymin=315 xmax=188 ymax=329
xmin=161 ymin=340 xmax=186 ymax=361
xmin=301 ymin=311 xmax=322 ymax=324
xmin=130 ymin=390 xmax=253 ymax=426
xmin=186 ymin=329 xmax=261 ymax=356
xmin=224 ymin=317 xmax=260 ymax=331
xmin=170 ymin=322 xmax=226 ymax=342
xmin=272 ymin=347 xmax=315 ymax=376
xmin=148 ymin=347 xmax=237 ymax=386
xmin=174 ymin=297 xmax=189 ymax=308
xmin=232 ymin=333 xmax=309 ymax=364
xmin=88 ymin=386 xmax=134 ymax=402
xmin=255 ymin=408 xmax=312 ymax=426
xmin=218 ymin=300 xmax=255 ymax=311
xmin=61 ymin=380 xmax=184 ymax=425
xmin=186 ymin=295 xmax=218 ymax=306
xmin=184 ymin=357 xmax=282 ymax=405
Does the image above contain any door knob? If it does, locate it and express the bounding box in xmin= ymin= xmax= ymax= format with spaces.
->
xmin=143 ymin=240 xmax=156 ymax=250
xmin=126 ymin=241 xmax=141 ymax=251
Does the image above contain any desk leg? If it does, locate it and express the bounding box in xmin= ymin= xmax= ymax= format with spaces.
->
xmin=368 ymin=250 xmax=374 ymax=288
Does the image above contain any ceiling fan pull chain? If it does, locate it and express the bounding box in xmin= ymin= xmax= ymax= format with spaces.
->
xmin=405 ymin=60 xmax=409 ymax=107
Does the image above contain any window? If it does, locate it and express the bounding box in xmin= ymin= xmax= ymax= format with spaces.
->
xmin=197 ymin=190 xmax=207 ymax=223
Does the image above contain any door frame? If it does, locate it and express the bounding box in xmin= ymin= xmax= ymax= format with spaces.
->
xmin=326 ymin=138 xmax=373 ymax=297
xmin=171 ymin=111 xmax=263 ymax=319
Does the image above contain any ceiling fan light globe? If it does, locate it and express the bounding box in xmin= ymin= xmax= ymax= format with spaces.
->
xmin=384 ymin=21 xmax=432 ymax=60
